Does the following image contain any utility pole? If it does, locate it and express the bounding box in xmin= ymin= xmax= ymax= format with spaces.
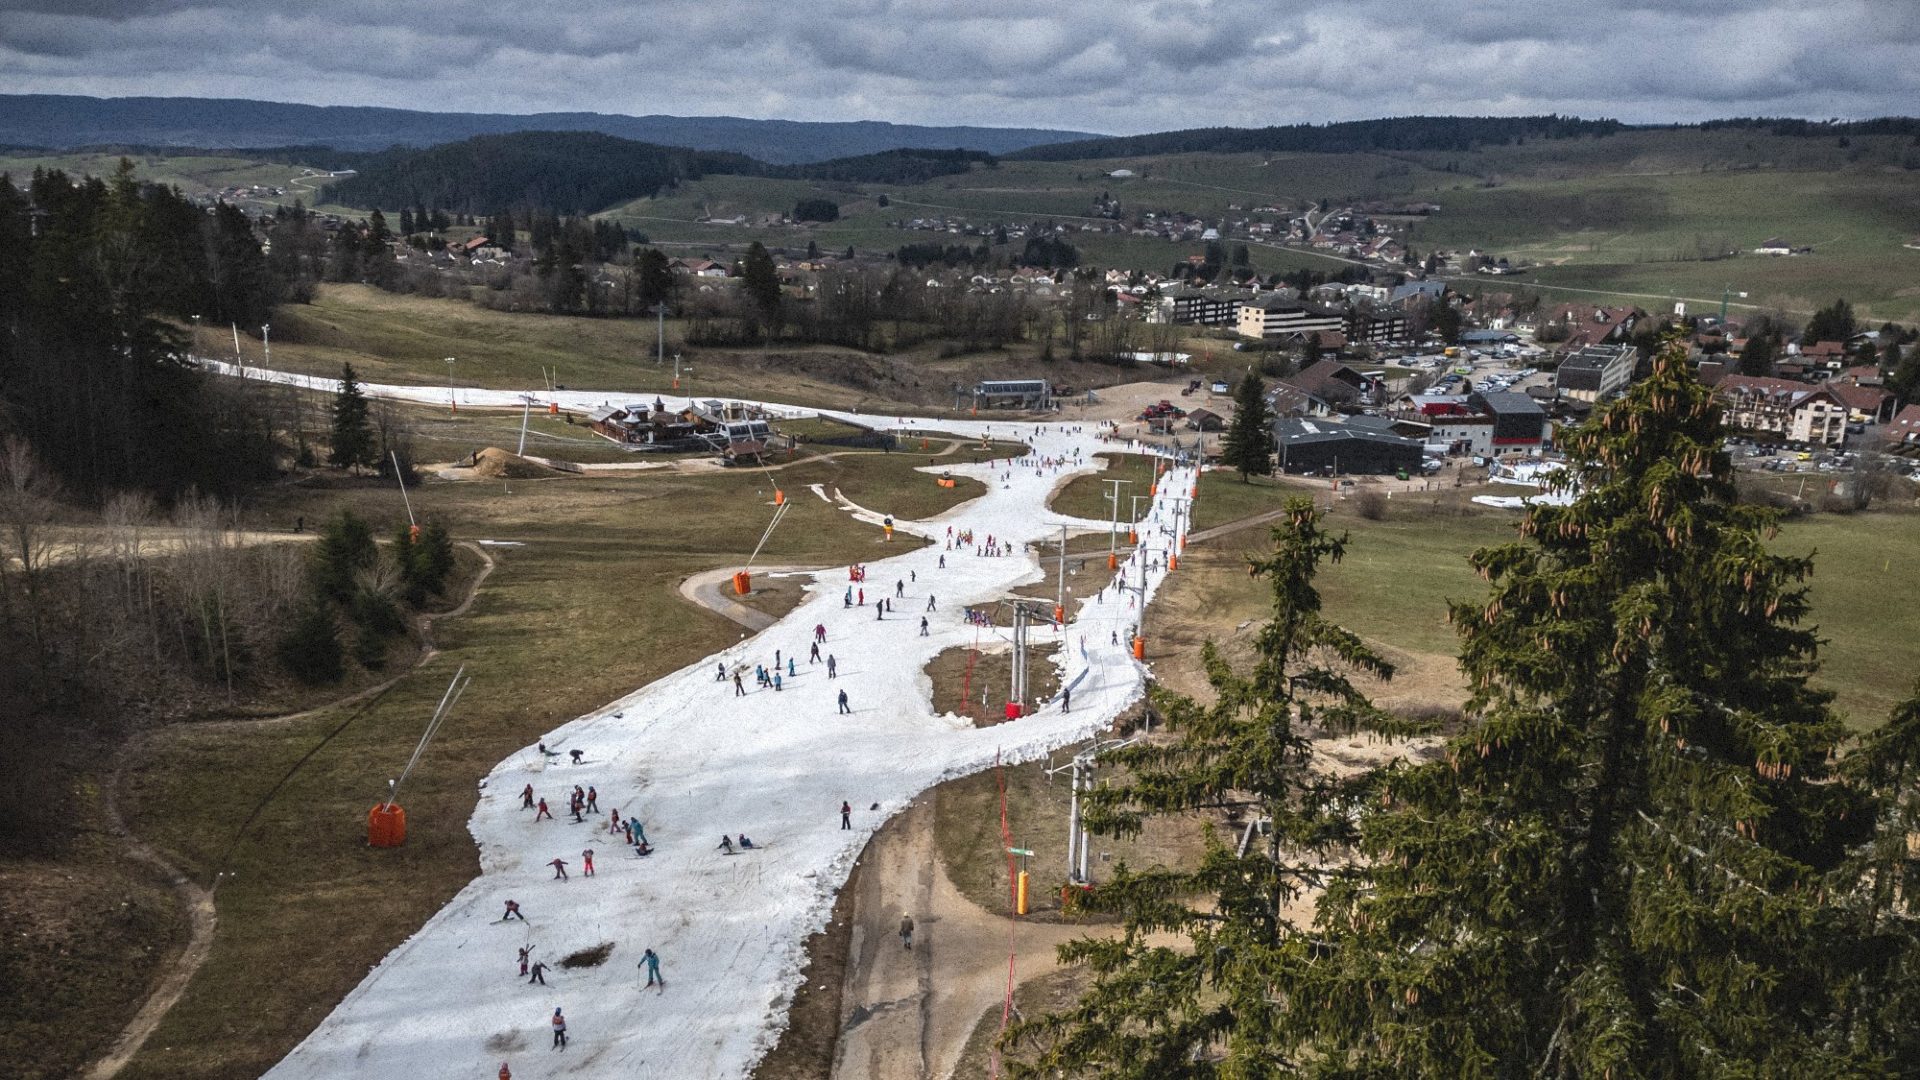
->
xmin=232 ymin=323 xmax=242 ymax=366
xmin=1129 ymin=494 xmax=1150 ymax=541
xmin=1046 ymin=738 xmax=1139 ymax=886
xmin=1055 ymin=523 xmax=1069 ymax=627
xmin=651 ymin=302 xmax=670 ymax=365
xmin=444 ymin=356 xmax=457 ymax=415
xmin=517 ymin=395 xmax=532 ymax=456
xmin=260 ymin=323 xmax=272 ymax=370
xmin=1100 ymin=478 xmax=1131 ymax=568
xmin=1008 ymin=602 xmax=1030 ymax=719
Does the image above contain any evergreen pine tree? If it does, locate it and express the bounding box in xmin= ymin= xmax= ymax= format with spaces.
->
xmin=1221 ymin=370 xmax=1273 ymax=481
xmin=1291 ymin=341 xmax=1908 ymax=1074
xmin=310 ymin=510 xmax=378 ymax=603
xmin=741 ymin=241 xmax=781 ymax=318
xmin=1007 ymin=500 xmax=1406 ymax=1076
xmin=399 ymin=206 xmax=415 ymax=237
xmin=329 ymin=363 xmax=377 ymax=472
xmin=277 ymin=594 xmax=343 ymax=684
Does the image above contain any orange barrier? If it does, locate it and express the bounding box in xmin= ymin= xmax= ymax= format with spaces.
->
xmin=548 ymin=402 xmax=559 ymax=415
xmin=1053 ymin=604 xmax=1065 ymax=624
xmin=1149 ymin=483 xmax=1157 ymax=496
xmin=1128 ymin=529 xmax=1138 ymax=544
xmin=1131 ymin=637 xmax=1146 ymax=661
xmin=367 ymin=803 xmax=407 ymax=848
xmin=773 ymin=489 xmax=785 ymax=506
xmin=937 ymin=478 xmax=957 ymax=489
xmin=1169 ymin=554 xmax=1178 ymax=571
xmin=1107 ymin=552 xmax=1118 ymax=571
xmin=733 ymin=571 xmax=752 ymax=595
xmin=1016 ymin=871 xmax=1030 ymax=915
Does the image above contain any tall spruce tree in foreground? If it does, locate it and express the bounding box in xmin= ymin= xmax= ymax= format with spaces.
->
xmin=329 ymin=363 xmax=376 ymax=472
xmin=1007 ymin=499 xmax=1412 ymax=1076
xmin=1222 ymin=370 xmax=1274 ymax=481
xmin=1289 ymin=342 xmax=1916 ymax=1075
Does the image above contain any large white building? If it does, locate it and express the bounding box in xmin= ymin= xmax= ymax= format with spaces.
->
xmin=1236 ymin=294 xmax=1343 ymax=341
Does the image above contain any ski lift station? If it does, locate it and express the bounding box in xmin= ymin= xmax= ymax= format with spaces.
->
xmin=971 ymin=378 xmax=1052 ymax=410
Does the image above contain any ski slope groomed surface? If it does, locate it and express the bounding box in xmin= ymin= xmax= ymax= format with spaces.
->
xmin=227 ymin=366 xmax=1196 ymax=1079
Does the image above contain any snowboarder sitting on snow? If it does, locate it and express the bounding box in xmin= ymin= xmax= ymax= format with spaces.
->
xmin=538 ymin=742 xmax=559 ymax=759
xmin=737 ymin=834 xmax=755 ymax=849
xmin=718 ymin=835 xmax=736 ymax=854
xmin=633 ymin=840 xmax=653 ymax=857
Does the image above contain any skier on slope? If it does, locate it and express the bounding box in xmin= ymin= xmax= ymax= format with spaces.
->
xmin=640 ymin=948 xmax=665 ymax=989
xmin=838 ymin=689 xmax=851 ymax=715
xmin=551 ymin=1007 xmax=567 ymax=1048
xmin=548 ymin=858 xmax=569 ymax=881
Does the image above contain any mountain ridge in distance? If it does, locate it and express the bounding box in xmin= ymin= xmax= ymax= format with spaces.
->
xmin=0 ymin=93 xmax=1102 ymax=165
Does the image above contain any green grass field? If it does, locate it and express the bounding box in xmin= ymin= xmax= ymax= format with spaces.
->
xmin=1171 ymin=496 xmax=1919 ymax=726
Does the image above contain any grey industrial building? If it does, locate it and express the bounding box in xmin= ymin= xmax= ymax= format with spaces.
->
xmin=1272 ymin=417 xmax=1424 ymax=475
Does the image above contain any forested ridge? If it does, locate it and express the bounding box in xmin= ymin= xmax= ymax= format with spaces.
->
xmin=326 ymin=132 xmax=999 ymax=216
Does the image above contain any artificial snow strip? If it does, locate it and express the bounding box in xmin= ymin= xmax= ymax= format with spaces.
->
xmin=222 ymin=364 xmax=1191 ymax=1080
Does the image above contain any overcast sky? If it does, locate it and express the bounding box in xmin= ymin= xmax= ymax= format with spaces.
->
xmin=2 ymin=0 xmax=1916 ymax=134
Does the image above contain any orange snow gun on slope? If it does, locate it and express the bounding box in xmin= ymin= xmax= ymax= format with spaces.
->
xmin=369 ymin=666 xmax=471 ymax=848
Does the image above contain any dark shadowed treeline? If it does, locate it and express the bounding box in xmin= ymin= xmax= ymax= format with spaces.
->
xmin=0 ymin=162 xmax=285 ymax=501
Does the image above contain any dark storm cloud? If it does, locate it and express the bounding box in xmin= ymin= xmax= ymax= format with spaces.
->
xmin=0 ymin=0 xmax=1914 ymax=132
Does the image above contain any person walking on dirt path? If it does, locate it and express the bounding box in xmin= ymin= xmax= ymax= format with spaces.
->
xmin=641 ymin=948 xmax=664 ymax=989
xmin=502 ymin=899 xmax=526 ymax=921
xmin=521 ymin=784 xmax=535 ymax=810
xmin=838 ymin=689 xmax=851 ymax=715
xmin=548 ymin=858 xmax=569 ymax=881
xmin=900 ymin=915 xmax=914 ymax=950
xmin=841 ymin=801 xmax=853 ymax=829
xmin=535 ymin=799 xmax=552 ymax=822
xmin=551 ymin=1007 xmax=567 ymax=1049
xmin=827 ymin=654 xmax=838 ymax=678
xmin=529 ymin=960 xmax=549 ymax=985
xmin=734 ymin=672 xmax=745 ymax=696
xmin=581 ymin=849 xmax=595 ymax=877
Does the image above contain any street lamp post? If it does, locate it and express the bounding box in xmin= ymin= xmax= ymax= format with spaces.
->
xmin=445 ymin=357 xmax=457 ymax=415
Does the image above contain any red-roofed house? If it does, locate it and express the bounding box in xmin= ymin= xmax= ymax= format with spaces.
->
xmin=1544 ymin=304 xmax=1643 ymax=354
xmin=1715 ymin=375 xmax=1848 ymax=446
xmin=1884 ymin=404 xmax=1920 ymax=450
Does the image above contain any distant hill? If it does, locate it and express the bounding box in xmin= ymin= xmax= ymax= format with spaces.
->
xmin=326 ymin=132 xmax=760 ymax=215
xmin=325 ymin=134 xmax=1003 ymax=214
xmin=0 ymin=94 xmax=1099 ymax=165
xmin=1008 ymin=116 xmax=1637 ymax=160
xmin=1007 ymin=114 xmax=1920 ymax=161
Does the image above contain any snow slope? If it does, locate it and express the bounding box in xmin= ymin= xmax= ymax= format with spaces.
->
xmin=228 ymin=365 xmax=1195 ymax=1079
